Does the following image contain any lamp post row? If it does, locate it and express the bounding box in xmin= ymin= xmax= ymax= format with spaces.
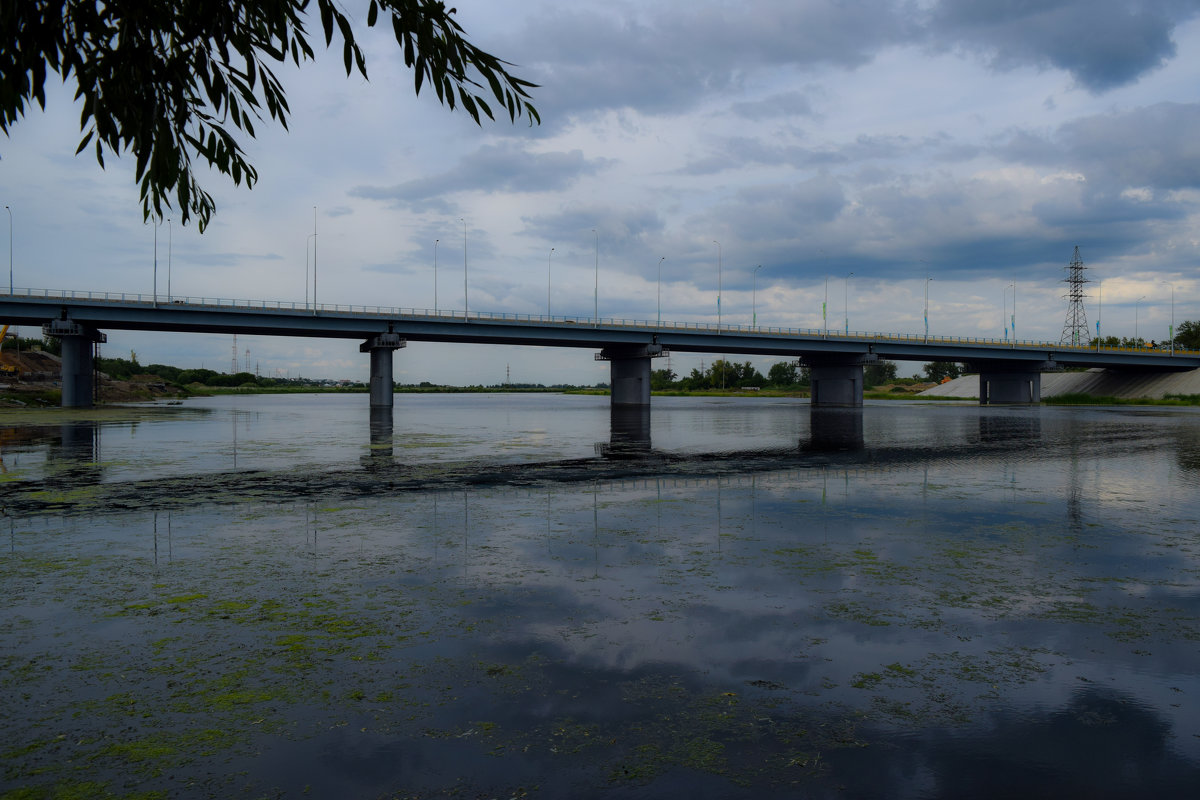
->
xmin=118 ymin=215 xmax=1189 ymax=348
xmin=0 ymin=205 xmax=1187 ymax=351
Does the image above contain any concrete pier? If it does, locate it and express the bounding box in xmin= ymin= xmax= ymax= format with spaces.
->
xmin=596 ymin=344 xmax=664 ymax=407
xmin=978 ymin=361 xmax=1054 ymax=404
xmin=805 ymin=354 xmax=877 ymax=407
xmin=359 ymin=333 xmax=406 ymax=408
xmin=43 ymin=319 xmax=107 ymax=408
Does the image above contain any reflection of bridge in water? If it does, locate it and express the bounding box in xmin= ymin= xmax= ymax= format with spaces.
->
xmin=6 ymin=407 xmax=1057 ymax=501
xmin=4 ymin=289 xmax=1199 ymax=411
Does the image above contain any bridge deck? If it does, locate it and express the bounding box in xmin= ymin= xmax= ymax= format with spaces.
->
xmin=3 ymin=288 xmax=1197 ymax=370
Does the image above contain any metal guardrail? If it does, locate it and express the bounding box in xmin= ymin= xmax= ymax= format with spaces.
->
xmin=2 ymin=286 xmax=1195 ymax=357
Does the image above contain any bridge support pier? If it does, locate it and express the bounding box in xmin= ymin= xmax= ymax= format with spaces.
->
xmin=977 ymin=361 xmax=1055 ymax=405
xmin=360 ymin=333 xmax=407 ymax=408
xmin=43 ymin=319 xmax=107 ymax=408
xmin=596 ymin=344 xmax=665 ymax=407
xmin=804 ymin=354 xmax=877 ymax=407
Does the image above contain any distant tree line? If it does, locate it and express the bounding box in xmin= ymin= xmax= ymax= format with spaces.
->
xmin=97 ymin=355 xmax=299 ymax=388
xmin=1096 ymin=320 xmax=1200 ymax=350
xmin=650 ymin=358 xmax=961 ymax=391
xmin=4 ymin=335 xmax=62 ymax=356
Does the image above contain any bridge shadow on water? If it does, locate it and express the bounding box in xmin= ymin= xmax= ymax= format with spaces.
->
xmin=0 ymin=405 xmax=1069 ymax=510
xmin=15 ymin=403 xmax=1196 ymax=519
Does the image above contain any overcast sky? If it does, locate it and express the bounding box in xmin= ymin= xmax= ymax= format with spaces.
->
xmin=4 ymin=0 xmax=1200 ymax=383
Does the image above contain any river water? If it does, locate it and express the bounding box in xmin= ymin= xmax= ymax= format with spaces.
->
xmin=2 ymin=393 xmax=1199 ymax=798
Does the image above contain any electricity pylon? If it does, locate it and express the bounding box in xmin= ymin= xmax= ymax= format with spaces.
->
xmin=1060 ymin=246 xmax=1091 ymax=346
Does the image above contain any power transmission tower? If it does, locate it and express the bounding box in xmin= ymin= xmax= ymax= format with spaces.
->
xmin=1059 ymin=246 xmax=1091 ymax=346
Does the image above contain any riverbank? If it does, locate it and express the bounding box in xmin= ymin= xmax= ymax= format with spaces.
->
xmin=922 ymin=366 xmax=1200 ymax=401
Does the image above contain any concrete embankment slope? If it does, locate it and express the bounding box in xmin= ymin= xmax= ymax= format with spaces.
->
xmin=920 ymin=367 xmax=1200 ymax=400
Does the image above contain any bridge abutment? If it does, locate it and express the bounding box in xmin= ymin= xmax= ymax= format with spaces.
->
xmin=596 ymin=344 xmax=664 ymax=407
xmin=360 ymin=333 xmax=406 ymax=408
xmin=804 ymin=354 xmax=876 ymax=407
xmin=43 ymin=320 xmax=107 ymax=408
xmin=977 ymin=361 xmax=1055 ymax=404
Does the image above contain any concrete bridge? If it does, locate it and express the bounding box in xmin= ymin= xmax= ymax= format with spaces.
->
xmin=3 ymin=288 xmax=1198 ymax=409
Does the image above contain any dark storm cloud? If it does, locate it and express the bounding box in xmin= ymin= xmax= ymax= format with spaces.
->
xmin=681 ymin=132 xmax=968 ymax=176
xmin=1057 ymin=101 xmax=1200 ymax=189
xmin=682 ymin=169 xmax=1111 ymax=284
xmin=498 ymin=1 xmax=1197 ymax=133
xmin=519 ymin=207 xmax=668 ymax=272
xmin=995 ymin=102 xmax=1200 ymax=191
xmin=350 ymin=143 xmax=612 ymax=208
xmin=730 ymin=90 xmax=819 ymax=121
xmin=509 ymin=1 xmax=914 ymax=119
xmin=650 ymin=175 xmax=849 ymax=287
xmin=925 ymin=0 xmax=1200 ymax=92
xmin=671 ymin=101 xmax=1200 ymax=284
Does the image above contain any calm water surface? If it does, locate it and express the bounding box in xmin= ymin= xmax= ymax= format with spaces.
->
xmin=2 ymin=393 xmax=1199 ymax=798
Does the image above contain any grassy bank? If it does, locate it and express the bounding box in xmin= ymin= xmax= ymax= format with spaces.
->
xmin=1042 ymin=392 xmax=1200 ymax=406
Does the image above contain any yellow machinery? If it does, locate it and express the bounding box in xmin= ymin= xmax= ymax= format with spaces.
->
xmin=0 ymin=324 xmax=19 ymax=376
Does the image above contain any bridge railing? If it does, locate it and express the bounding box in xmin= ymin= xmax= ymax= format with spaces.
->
xmin=4 ymin=286 xmax=1196 ymax=357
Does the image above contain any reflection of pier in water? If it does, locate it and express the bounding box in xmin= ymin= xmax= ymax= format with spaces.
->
xmin=12 ymin=406 xmax=1173 ymax=513
xmin=48 ymin=422 xmax=104 ymax=485
xmin=597 ymin=406 xmax=868 ymax=458
xmin=363 ymin=407 xmax=395 ymax=469
xmin=1 ymin=422 xmax=105 ymax=485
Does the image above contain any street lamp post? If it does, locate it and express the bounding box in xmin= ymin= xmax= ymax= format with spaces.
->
xmin=752 ymin=264 xmax=763 ymax=328
xmin=462 ymin=218 xmax=468 ymax=320
xmin=713 ymin=240 xmax=722 ymax=332
xmin=5 ymin=205 xmax=11 ymax=294
xmin=547 ymin=247 xmax=554 ymax=316
xmin=1008 ymin=281 xmax=1017 ymax=345
xmin=1162 ymin=282 xmax=1175 ymax=354
xmin=305 ymin=234 xmax=315 ymax=308
xmin=924 ymin=275 xmax=933 ymax=343
xmin=312 ymin=206 xmax=317 ymax=315
xmin=434 ymin=239 xmax=439 ymax=313
xmin=146 ymin=218 xmax=160 ymax=306
xmin=823 ymin=276 xmax=829 ymax=339
xmin=166 ymin=218 xmax=172 ymax=301
xmin=1003 ymin=286 xmax=1008 ymax=341
xmin=1135 ymin=295 xmax=1146 ymax=343
xmin=656 ymin=256 xmax=665 ymax=326
xmin=1096 ymin=279 xmax=1102 ymax=349
xmin=844 ymin=272 xmax=853 ymax=335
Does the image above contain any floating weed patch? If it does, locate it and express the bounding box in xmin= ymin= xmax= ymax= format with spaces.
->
xmin=98 ymin=738 xmax=178 ymax=769
xmin=1039 ymin=599 xmax=1103 ymax=624
xmin=165 ymin=593 xmax=207 ymax=605
xmin=209 ymin=688 xmax=278 ymax=710
xmin=850 ymin=672 xmax=883 ymax=689
xmin=0 ymin=780 xmax=165 ymax=800
xmin=825 ymin=600 xmax=895 ymax=627
xmin=884 ymin=662 xmax=918 ymax=678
